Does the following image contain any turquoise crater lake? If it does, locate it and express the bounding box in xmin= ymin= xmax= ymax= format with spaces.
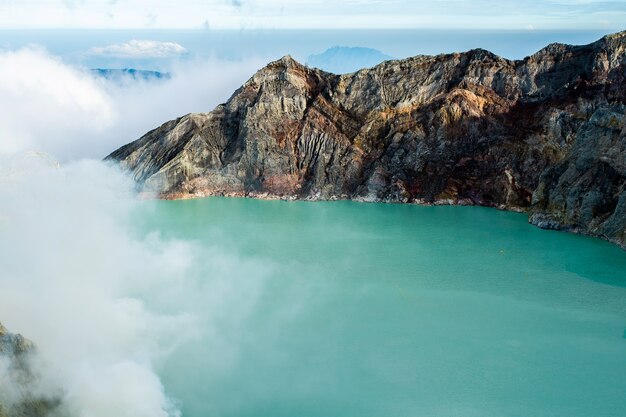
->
xmin=138 ymin=199 xmax=626 ymax=417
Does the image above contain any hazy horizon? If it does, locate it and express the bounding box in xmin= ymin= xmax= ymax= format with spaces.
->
xmin=1 ymin=28 xmax=620 ymax=66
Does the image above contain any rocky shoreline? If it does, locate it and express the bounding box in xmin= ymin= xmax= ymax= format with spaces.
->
xmin=108 ymin=31 xmax=626 ymax=249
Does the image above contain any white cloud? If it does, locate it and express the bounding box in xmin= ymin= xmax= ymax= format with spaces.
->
xmin=88 ymin=40 xmax=187 ymax=58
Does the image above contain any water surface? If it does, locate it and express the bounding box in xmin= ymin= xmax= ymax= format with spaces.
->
xmin=138 ymin=199 xmax=626 ymax=417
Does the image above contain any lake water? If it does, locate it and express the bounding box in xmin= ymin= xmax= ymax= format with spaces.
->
xmin=138 ymin=198 xmax=626 ymax=417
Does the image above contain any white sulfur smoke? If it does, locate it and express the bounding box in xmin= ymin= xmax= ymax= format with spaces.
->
xmin=0 ymin=46 xmax=265 ymax=162
xmin=0 ymin=156 xmax=274 ymax=417
xmin=0 ymin=47 xmax=114 ymax=160
xmin=91 ymin=54 xmax=266 ymax=160
xmin=0 ymin=158 xmax=195 ymax=417
xmin=0 ymin=46 xmax=270 ymax=417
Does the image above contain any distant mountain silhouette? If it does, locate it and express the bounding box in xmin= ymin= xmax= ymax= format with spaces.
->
xmin=91 ymin=68 xmax=170 ymax=82
xmin=306 ymin=46 xmax=393 ymax=73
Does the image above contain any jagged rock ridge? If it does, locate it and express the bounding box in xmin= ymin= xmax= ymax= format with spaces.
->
xmin=0 ymin=323 xmax=57 ymax=417
xmin=107 ymin=31 xmax=626 ymax=248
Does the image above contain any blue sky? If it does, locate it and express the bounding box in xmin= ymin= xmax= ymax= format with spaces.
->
xmin=0 ymin=0 xmax=625 ymax=30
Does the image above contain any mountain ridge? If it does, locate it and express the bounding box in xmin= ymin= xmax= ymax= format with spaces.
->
xmin=107 ymin=30 xmax=626 ymax=248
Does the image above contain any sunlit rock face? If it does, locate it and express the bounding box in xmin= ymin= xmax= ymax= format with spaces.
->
xmin=0 ymin=323 xmax=57 ymax=417
xmin=108 ymin=31 xmax=626 ymax=248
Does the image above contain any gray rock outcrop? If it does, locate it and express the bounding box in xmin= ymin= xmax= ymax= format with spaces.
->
xmin=0 ymin=323 xmax=56 ymax=417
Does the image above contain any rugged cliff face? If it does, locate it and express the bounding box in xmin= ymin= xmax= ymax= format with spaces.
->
xmin=0 ymin=323 xmax=56 ymax=417
xmin=107 ymin=31 xmax=626 ymax=248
